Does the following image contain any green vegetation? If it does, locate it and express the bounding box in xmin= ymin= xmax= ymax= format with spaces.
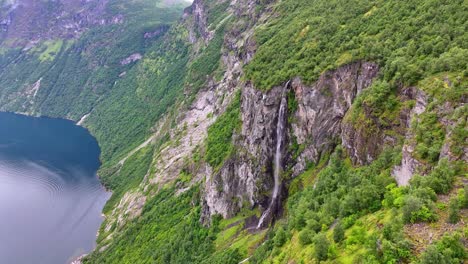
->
xmin=85 ymin=22 xmax=191 ymax=163
xmin=419 ymin=233 xmax=466 ymax=264
xmin=86 ymin=185 xmax=255 ymax=264
xmin=249 ymin=144 xmax=465 ymax=263
xmin=448 ymin=197 xmax=460 ymax=224
xmin=463 ymin=185 xmax=468 ymax=209
xmin=82 ymin=0 xmax=467 ymax=262
xmin=413 ymin=112 xmax=445 ymax=163
xmin=314 ymin=233 xmax=330 ymax=261
xmin=411 ymin=159 xmax=457 ymax=195
xmin=30 ymin=40 xmax=64 ymax=62
xmin=2 ymin=0 xmax=466 ymax=263
xmin=0 ymin=0 xmax=188 ymax=163
xmin=206 ymin=92 xmax=241 ymax=168
xmin=333 ymin=221 xmax=345 ymax=243
xmin=288 ymin=147 xmax=397 ymax=232
xmin=273 ymin=227 xmax=287 ymax=247
xmin=206 ymin=0 xmax=231 ymax=28
xmin=347 ymin=80 xmax=401 ymax=128
xmin=245 ymin=0 xmax=467 ymax=91
xmin=187 ymin=23 xmax=226 ymax=97
xmin=85 ymin=186 xmax=220 ymax=263
xmin=100 ymin=146 xmax=154 ymax=213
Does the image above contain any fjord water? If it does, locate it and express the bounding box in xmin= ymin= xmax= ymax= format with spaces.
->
xmin=0 ymin=112 xmax=109 ymax=264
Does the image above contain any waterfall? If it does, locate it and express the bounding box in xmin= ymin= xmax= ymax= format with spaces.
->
xmin=257 ymin=85 xmax=288 ymax=229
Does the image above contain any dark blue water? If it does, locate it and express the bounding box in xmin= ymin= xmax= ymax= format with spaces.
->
xmin=0 ymin=112 xmax=110 ymax=264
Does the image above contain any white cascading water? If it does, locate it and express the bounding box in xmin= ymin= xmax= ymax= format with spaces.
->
xmin=257 ymin=89 xmax=287 ymax=229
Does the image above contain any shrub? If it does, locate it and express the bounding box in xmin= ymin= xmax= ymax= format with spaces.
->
xmin=419 ymin=245 xmax=447 ymax=264
xmin=274 ymin=227 xmax=287 ymax=247
xmin=382 ymin=183 xmax=405 ymax=208
xmin=382 ymin=216 xmax=404 ymax=241
xmin=314 ymin=233 xmax=330 ymax=262
xmin=381 ymin=239 xmax=412 ymax=263
xmin=448 ymin=198 xmax=460 ymax=224
xmin=411 ymin=159 xmax=456 ymax=194
xmin=206 ymin=93 xmax=241 ymax=168
xmin=298 ymin=229 xmax=315 ymax=246
xmin=402 ymin=195 xmax=437 ymax=223
xmin=414 ymin=112 xmax=445 ymax=163
xmin=419 ymin=233 xmax=466 ymax=264
xmin=333 ymin=221 xmax=345 ymax=243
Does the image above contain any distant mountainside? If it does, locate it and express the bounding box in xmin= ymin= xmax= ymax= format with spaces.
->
xmin=0 ymin=0 xmax=189 ymax=162
xmin=0 ymin=0 xmax=466 ymax=263
xmin=0 ymin=0 xmax=190 ymax=46
xmin=1 ymin=0 xmax=108 ymax=45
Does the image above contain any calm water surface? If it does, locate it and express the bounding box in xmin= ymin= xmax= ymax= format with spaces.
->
xmin=0 ymin=112 xmax=110 ymax=264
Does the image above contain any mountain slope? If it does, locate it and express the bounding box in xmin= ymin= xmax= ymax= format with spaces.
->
xmin=0 ymin=0 xmax=190 ymax=162
xmin=83 ymin=0 xmax=467 ymax=263
xmin=1 ymin=0 xmax=467 ymax=263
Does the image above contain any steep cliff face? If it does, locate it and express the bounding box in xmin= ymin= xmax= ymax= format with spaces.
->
xmin=391 ymin=87 xmax=428 ymax=186
xmin=92 ymin=0 xmax=467 ymax=238
xmin=201 ymin=62 xmax=380 ymax=223
xmin=292 ymin=62 xmax=379 ymax=173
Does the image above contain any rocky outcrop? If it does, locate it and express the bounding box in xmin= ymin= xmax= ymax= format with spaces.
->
xmin=392 ymin=87 xmax=428 ymax=186
xmin=186 ymin=0 xmax=213 ymax=43
xmin=202 ymin=83 xmax=287 ymax=220
xmin=201 ymin=62 xmax=380 ymax=223
xmin=120 ymin=53 xmax=142 ymax=65
xmin=148 ymin=89 xmax=218 ymax=186
xmin=104 ymin=190 xmax=147 ymax=233
xmin=292 ymin=62 xmax=379 ymax=172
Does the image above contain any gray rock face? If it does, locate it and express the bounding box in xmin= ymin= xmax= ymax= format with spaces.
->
xmin=187 ymin=0 xmax=213 ymax=43
xmin=202 ymin=83 xmax=286 ymax=220
xmin=392 ymin=87 xmax=428 ymax=186
xmin=293 ymin=62 xmax=379 ymax=173
xmin=202 ymin=62 xmax=380 ymax=222
xmin=120 ymin=53 xmax=142 ymax=65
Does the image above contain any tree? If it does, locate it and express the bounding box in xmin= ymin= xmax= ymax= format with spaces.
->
xmin=402 ymin=196 xmax=423 ymax=223
xmin=402 ymin=195 xmax=437 ymax=223
xmin=333 ymin=221 xmax=345 ymax=243
xmin=299 ymin=229 xmax=314 ymax=245
xmin=419 ymin=245 xmax=447 ymax=264
xmin=274 ymin=227 xmax=287 ymax=247
xmin=314 ymin=233 xmax=330 ymax=262
xmin=448 ymin=197 xmax=460 ymax=224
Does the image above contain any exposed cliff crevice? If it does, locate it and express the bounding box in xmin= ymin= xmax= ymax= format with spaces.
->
xmin=293 ymin=62 xmax=379 ymax=172
xmin=201 ymin=61 xmax=381 ymax=226
xmin=392 ymin=87 xmax=428 ymax=186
